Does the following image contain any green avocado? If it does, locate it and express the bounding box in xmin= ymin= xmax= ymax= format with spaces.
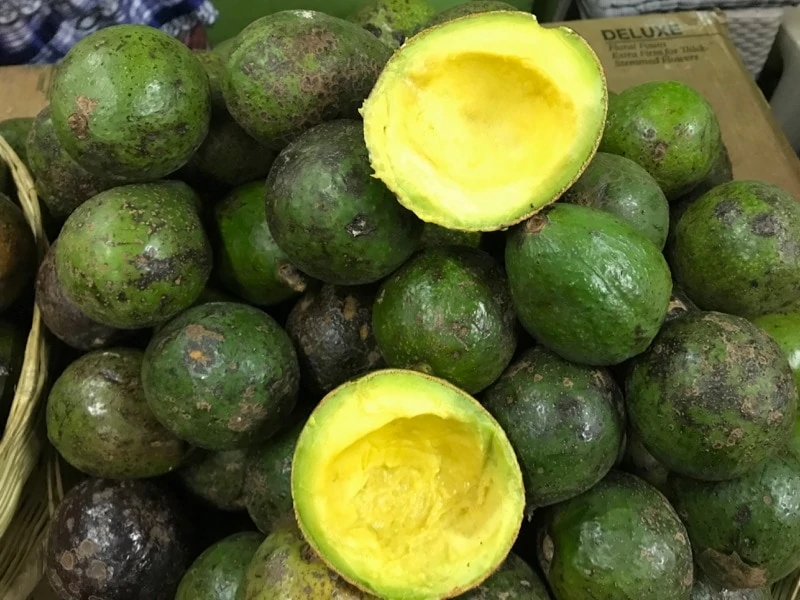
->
xmin=561 ymin=151 xmax=670 ymax=249
xmin=46 ymin=348 xmax=189 ymax=479
xmin=266 ymin=120 xmax=423 ymax=285
xmin=285 ymin=284 xmax=384 ymax=397
xmin=482 ymin=346 xmax=625 ymax=509
xmin=0 ymin=117 xmax=33 ymax=168
xmin=751 ymin=311 xmax=800 ymax=391
xmin=460 ymin=552 xmax=551 ymax=599
xmin=419 ymin=223 xmax=483 ymax=249
xmin=600 ymin=81 xmax=722 ymax=199
xmin=244 ymin=419 xmax=302 ymax=533
xmin=26 ymin=107 xmax=124 ymax=221
xmin=671 ymin=453 xmax=800 ymax=588
xmin=54 ymin=181 xmax=212 ymax=329
xmin=690 ymin=572 xmax=771 ymax=600
xmin=214 ymin=181 xmax=310 ymax=306
xmin=666 ymin=283 xmax=699 ymax=323
xmin=0 ymin=318 xmax=26 ymax=427
xmin=224 ymin=10 xmax=392 ymax=149
xmin=213 ymin=37 xmax=238 ymax=61
xmin=176 ymin=532 xmax=264 ymax=600
xmin=505 ymin=203 xmax=672 ymax=366
xmin=626 ymin=311 xmax=797 ymax=481
xmin=142 ymin=302 xmax=300 ymax=450
xmin=178 ymin=448 xmax=248 ymax=511
xmin=538 ymin=471 xmax=693 ymax=600
xmin=49 ymin=24 xmax=211 ymax=182
xmin=238 ymin=516 xmax=367 ymax=600
xmin=428 ymin=1 xmax=521 ymax=25
xmin=373 ymin=246 xmax=517 ymax=394
xmin=0 ymin=192 xmax=35 ymax=313
xmin=670 ymin=180 xmax=800 ymax=317
xmin=621 ymin=429 xmax=671 ymax=496
xmin=351 ymin=0 xmax=435 ymax=48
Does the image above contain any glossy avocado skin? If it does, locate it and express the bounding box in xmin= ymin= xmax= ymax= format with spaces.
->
xmin=285 ymin=284 xmax=384 ymax=397
xmin=266 ymin=120 xmax=423 ymax=285
xmin=45 ymin=478 xmax=191 ymax=600
xmin=460 ymin=552 xmax=551 ymax=599
xmin=626 ymin=311 xmax=797 ymax=481
xmin=175 ymin=532 xmax=264 ymax=600
xmin=539 ymin=471 xmax=693 ymax=600
xmin=562 ymin=151 xmax=670 ymax=249
xmin=373 ymin=246 xmax=518 ymax=394
xmin=670 ymin=180 xmax=800 ymax=318
xmin=482 ymin=346 xmax=625 ymax=508
xmin=505 ymin=203 xmax=672 ymax=366
xmin=671 ymin=453 xmax=800 ymax=589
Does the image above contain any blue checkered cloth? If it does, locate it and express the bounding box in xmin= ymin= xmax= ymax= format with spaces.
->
xmin=0 ymin=0 xmax=218 ymax=66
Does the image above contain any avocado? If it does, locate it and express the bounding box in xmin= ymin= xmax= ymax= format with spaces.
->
xmin=691 ymin=572 xmax=771 ymax=600
xmin=506 ymin=203 xmax=672 ymax=366
xmin=626 ymin=311 xmax=797 ymax=481
xmin=45 ymin=478 xmax=191 ymax=600
xmin=420 ymin=223 xmax=484 ymax=249
xmin=266 ymin=120 xmax=422 ymax=284
xmin=0 ymin=192 xmax=35 ymax=313
xmin=213 ymin=181 xmax=310 ymax=306
xmin=676 ymin=142 xmax=735 ymax=208
xmin=666 ymin=283 xmax=700 ymax=323
xmin=224 ymin=10 xmax=392 ymax=149
xmin=26 ymin=107 xmax=124 ymax=221
xmin=561 ymin=151 xmax=670 ymax=249
xmin=175 ymin=532 xmax=264 ymax=600
xmin=142 ymin=302 xmax=300 ymax=450
xmin=751 ymin=312 xmax=800 ymax=391
xmin=460 ymin=552 xmax=551 ymax=599
xmin=428 ymin=1 xmax=521 ymax=25
xmin=285 ymin=284 xmax=384 ymax=397
xmin=362 ymin=11 xmax=606 ymax=231
xmin=292 ymin=369 xmax=525 ymax=599
xmin=178 ymin=449 xmax=248 ymax=511
xmin=238 ymin=516 xmax=368 ymax=599
xmin=46 ymin=348 xmax=189 ymax=479
xmin=621 ymin=428 xmax=671 ymax=496
xmin=0 ymin=117 xmax=33 ymax=166
xmin=600 ymin=80 xmax=722 ymax=199
xmin=351 ymin=0 xmax=435 ymax=48
xmin=538 ymin=471 xmax=693 ymax=600
xmin=670 ymin=180 xmax=800 ymax=317
xmin=245 ymin=419 xmax=302 ymax=533
xmin=213 ymin=36 xmax=238 ymax=61
xmin=0 ymin=318 xmax=26 ymax=427
xmin=55 ymin=181 xmax=212 ymax=329
xmin=671 ymin=453 xmax=800 ymax=588
xmin=482 ymin=346 xmax=625 ymax=509
xmin=49 ymin=24 xmax=211 ymax=182
xmin=373 ymin=246 xmax=517 ymax=393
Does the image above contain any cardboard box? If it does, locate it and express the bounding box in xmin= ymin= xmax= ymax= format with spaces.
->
xmin=7 ymin=9 xmax=800 ymax=600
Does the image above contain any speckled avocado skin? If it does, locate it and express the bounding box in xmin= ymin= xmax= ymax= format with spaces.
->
xmin=238 ymin=517 xmax=367 ymax=600
xmin=460 ymin=552 xmax=551 ymax=599
xmin=266 ymin=120 xmax=423 ymax=285
xmin=214 ymin=181 xmax=310 ymax=306
xmin=46 ymin=348 xmax=189 ymax=479
xmin=626 ymin=311 xmax=797 ymax=481
xmin=176 ymin=532 xmax=264 ymax=600
xmin=49 ymin=24 xmax=211 ymax=182
xmin=428 ymin=1 xmax=520 ymax=25
xmin=539 ymin=471 xmax=693 ymax=600
xmin=600 ymin=81 xmax=722 ymax=199
xmin=285 ymin=284 xmax=384 ymax=397
xmin=352 ymin=0 xmax=435 ymax=49
xmin=224 ymin=10 xmax=392 ymax=149
xmin=505 ymin=203 xmax=672 ymax=366
xmin=671 ymin=453 xmax=800 ymax=588
xmin=54 ymin=181 xmax=212 ymax=330
xmin=373 ymin=246 xmax=518 ymax=394
xmin=142 ymin=302 xmax=300 ymax=451
xmin=45 ymin=478 xmax=191 ymax=600
xmin=178 ymin=448 xmax=249 ymax=511
xmin=0 ymin=192 xmax=35 ymax=313
xmin=420 ymin=223 xmax=483 ymax=249
xmin=26 ymin=107 xmax=123 ymax=221
xmin=244 ymin=420 xmax=302 ymax=533
xmin=670 ymin=180 xmax=800 ymax=317
xmin=690 ymin=572 xmax=771 ymax=600
xmin=482 ymin=346 xmax=626 ymax=508
xmin=562 ymin=151 xmax=670 ymax=249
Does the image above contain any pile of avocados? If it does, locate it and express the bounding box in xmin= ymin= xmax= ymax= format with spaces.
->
xmin=0 ymin=1 xmax=799 ymax=599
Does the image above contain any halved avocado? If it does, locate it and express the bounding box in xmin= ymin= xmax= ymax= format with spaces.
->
xmin=361 ymin=11 xmax=607 ymax=231
xmin=291 ymin=369 xmax=525 ymax=599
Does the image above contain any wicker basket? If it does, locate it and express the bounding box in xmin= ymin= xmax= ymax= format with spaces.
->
xmin=0 ymin=135 xmax=60 ymax=600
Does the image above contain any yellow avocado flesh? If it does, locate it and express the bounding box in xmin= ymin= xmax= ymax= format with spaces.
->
xmin=292 ymin=369 xmax=525 ymax=599
xmin=361 ymin=11 xmax=607 ymax=232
